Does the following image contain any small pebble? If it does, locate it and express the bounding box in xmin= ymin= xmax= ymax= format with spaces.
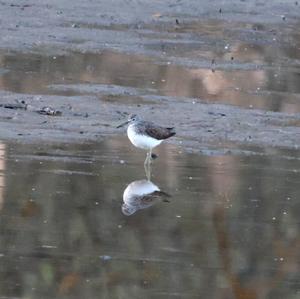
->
xmin=99 ymin=255 xmax=112 ymax=261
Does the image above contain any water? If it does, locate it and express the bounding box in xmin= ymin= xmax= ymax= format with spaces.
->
xmin=0 ymin=16 xmax=300 ymax=299
xmin=0 ymin=138 xmax=299 ymax=298
xmin=1 ymin=20 xmax=300 ymax=113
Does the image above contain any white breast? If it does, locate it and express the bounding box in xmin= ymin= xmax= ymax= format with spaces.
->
xmin=123 ymin=179 xmax=160 ymax=204
xmin=127 ymin=124 xmax=162 ymax=150
xmin=122 ymin=179 xmax=160 ymax=215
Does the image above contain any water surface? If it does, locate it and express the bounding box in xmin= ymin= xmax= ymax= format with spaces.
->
xmin=0 ymin=138 xmax=299 ymax=298
xmin=1 ymin=18 xmax=300 ymax=113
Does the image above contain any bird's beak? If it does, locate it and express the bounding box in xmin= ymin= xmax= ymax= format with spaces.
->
xmin=116 ymin=120 xmax=129 ymax=128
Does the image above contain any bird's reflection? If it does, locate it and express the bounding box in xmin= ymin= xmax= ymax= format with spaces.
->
xmin=122 ymin=179 xmax=170 ymax=216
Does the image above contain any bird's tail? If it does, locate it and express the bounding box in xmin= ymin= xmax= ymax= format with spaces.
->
xmin=152 ymin=191 xmax=171 ymax=202
xmin=167 ymin=127 xmax=176 ymax=137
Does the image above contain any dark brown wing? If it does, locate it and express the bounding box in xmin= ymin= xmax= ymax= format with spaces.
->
xmin=144 ymin=123 xmax=176 ymax=140
xmin=152 ymin=190 xmax=171 ymax=198
xmin=140 ymin=191 xmax=171 ymax=204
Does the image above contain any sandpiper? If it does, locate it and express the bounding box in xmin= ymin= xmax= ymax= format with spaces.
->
xmin=117 ymin=114 xmax=176 ymax=164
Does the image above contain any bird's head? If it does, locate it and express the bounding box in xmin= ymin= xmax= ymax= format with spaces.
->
xmin=117 ymin=114 xmax=140 ymax=128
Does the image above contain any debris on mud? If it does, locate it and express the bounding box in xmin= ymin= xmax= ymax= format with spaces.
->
xmin=37 ymin=106 xmax=62 ymax=116
xmin=0 ymin=101 xmax=27 ymax=110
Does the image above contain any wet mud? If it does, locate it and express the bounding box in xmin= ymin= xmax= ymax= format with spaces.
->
xmin=0 ymin=1 xmax=300 ymax=298
xmin=0 ymin=0 xmax=299 ymax=152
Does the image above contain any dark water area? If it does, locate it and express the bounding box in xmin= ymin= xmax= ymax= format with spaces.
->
xmin=0 ymin=138 xmax=299 ymax=298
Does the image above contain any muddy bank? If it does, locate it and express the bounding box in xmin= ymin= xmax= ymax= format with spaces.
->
xmin=0 ymin=89 xmax=299 ymax=154
xmin=1 ymin=0 xmax=300 ymax=54
xmin=0 ymin=0 xmax=300 ymax=153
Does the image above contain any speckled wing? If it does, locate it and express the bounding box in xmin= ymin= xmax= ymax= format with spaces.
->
xmin=137 ymin=191 xmax=171 ymax=206
xmin=144 ymin=122 xmax=176 ymax=140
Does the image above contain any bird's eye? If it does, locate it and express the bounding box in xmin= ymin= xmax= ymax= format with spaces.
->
xmin=132 ymin=118 xmax=136 ymax=121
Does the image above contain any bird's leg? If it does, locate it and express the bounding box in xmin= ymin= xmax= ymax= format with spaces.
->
xmin=144 ymin=162 xmax=151 ymax=180
xmin=149 ymin=149 xmax=153 ymax=164
xmin=144 ymin=150 xmax=153 ymax=180
xmin=144 ymin=152 xmax=152 ymax=180
xmin=144 ymin=152 xmax=149 ymax=166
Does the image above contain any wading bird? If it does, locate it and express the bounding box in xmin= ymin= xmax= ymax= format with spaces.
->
xmin=117 ymin=114 xmax=176 ymax=165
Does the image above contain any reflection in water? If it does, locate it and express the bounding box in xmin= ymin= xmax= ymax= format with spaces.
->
xmin=1 ymin=24 xmax=300 ymax=113
xmin=0 ymin=142 xmax=5 ymax=211
xmin=0 ymin=138 xmax=299 ymax=298
xmin=122 ymin=179 xmax=170 ymax=216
